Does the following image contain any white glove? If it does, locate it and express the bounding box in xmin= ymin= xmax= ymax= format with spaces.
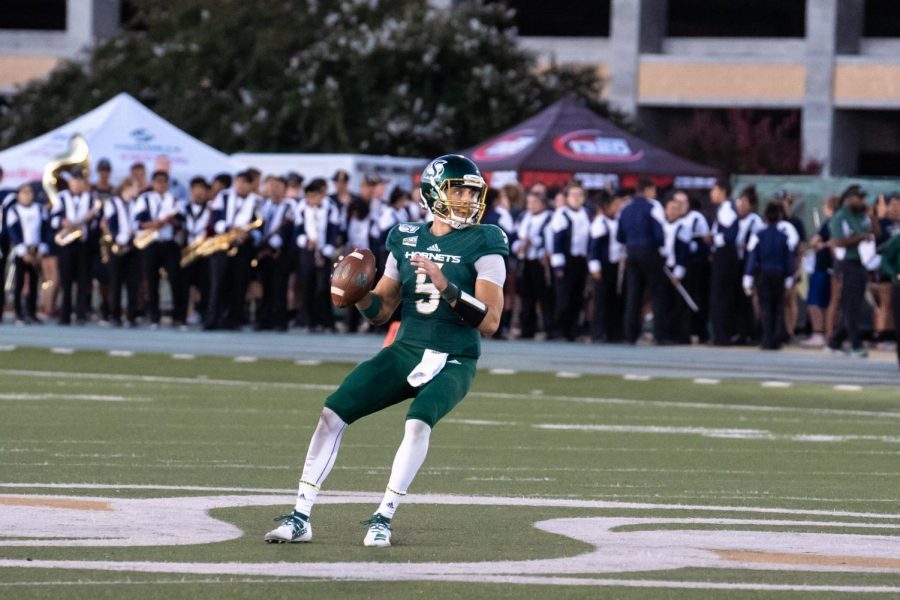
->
xmin=784 ymin=277 xmax=794 ymax=290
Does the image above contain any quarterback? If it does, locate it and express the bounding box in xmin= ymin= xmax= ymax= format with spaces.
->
xmin=266 ymin=155 xmax=508 ymax=547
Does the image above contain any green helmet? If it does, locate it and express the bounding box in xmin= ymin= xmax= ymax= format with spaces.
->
xmin=419 ymin=154 xmax=487 ymax=229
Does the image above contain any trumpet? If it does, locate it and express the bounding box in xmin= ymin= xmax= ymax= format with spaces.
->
xmin=180 ymin=217 xmax=263 ymax=268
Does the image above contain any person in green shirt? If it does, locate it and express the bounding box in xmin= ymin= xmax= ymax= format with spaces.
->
xmin=265 ymin=155 xmax=509 ymax=548
xmin=827 ymin=185 xmax=879 ymax=357
xmin=879 ymin=224 xmax=900 ymax=367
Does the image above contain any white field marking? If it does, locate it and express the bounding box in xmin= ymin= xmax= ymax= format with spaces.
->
xmin=488 ymin=368 xmax=517 ymax=375
xmin=50 ymin=348 xmax=74 ymax=355
xmin=0 ymin=393 xmax=149 ymax=403
xmin=108 ymin=350 xmax=133 ymax=357
xmin=761 ymin=381 xmax=792 ymax=388
xmin=444 ymin=419 xmax=520 ymax=426
xmin=2 ymin=486 xmax=900 ymax=520
xmin=693 ymin=378 xmax=720 ymax=385
xmin=530 ymin=389 xmax=544 ymax=395
xmin=0 ymin=345 xmax=15 ymax=351
xmin=534 ymin=424 xmax=900 ymax=444
xmin=171 ymin=354 xmax=194 ymax=360
xmin=294 ymin=359 xmax=322 ymax=366
xmin=0 ymin=494 xmax=898 ymax=590
xmin=0 ymin=577 xmax=895 ymax=595
xmin=3 ymin=368 xmax=899 ymax=421
xmin=233 ymin=356 xmax=257 ymax=363
xmin=623 ymin=374 xmax=651 ymax=381
xmin=555 ymin=371 xmax=581 ymax=379
xmin=835 ymin=385 xmax=863 ymax=392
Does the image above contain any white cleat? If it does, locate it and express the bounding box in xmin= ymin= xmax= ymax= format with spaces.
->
xmin=362 ymin=513 xmax=392 ymax=548
xmin=264 ymin=511 xmax=312 ymax=543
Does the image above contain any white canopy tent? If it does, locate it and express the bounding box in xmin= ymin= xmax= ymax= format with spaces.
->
xmin=0 ymin=93 xmax=243 ymax=188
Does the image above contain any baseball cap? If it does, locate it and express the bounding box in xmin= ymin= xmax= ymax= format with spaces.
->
xmin=840 ymin=184 xmax=867 ymax=201
xmin=97 ymin=158 xmax=111 ymax=171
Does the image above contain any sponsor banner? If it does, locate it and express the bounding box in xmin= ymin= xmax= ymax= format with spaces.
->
xmin=553 ymin=130 xmax=644 ymax=163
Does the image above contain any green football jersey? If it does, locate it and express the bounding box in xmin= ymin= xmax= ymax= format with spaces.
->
xmin=385 ymin=222 xmax=510 ymax=358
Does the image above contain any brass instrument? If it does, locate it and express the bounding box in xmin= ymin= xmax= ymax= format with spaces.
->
xmin=133 ymin=227 xmax=160 ymax=250
xmin=42 ymin=134 xmax=90 ymax=212
xmin=180 ymin=217 xmax=263 ymax=268
xmin=54 ymin=199 xmax=101 ymax=247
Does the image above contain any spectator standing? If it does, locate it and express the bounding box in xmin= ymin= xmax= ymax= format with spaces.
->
xmin=616 ymin=178 xmax=666 ymax=344
xmin=827 ymin=185 xmax=878 ymax=357
xmin=802 ymin=196 xmax=838 ymax=347
xmin=873 ymin=192 xmax=900 ymax=346
xmin=877 ymin=215 xmax=900 ymax=367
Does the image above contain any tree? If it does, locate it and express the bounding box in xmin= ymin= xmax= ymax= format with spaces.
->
xmin=0 ymin=0 xmax=608 ymax=157
xmin=662 ymin=109 xmax=807 ymax=175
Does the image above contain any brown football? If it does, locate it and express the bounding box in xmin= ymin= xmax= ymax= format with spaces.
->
xmin=331 ymin=248 xmax=377 ymax=308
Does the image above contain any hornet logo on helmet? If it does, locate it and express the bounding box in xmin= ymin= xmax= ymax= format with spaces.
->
xmin=423 ymin=159 xmax=446 ymax=185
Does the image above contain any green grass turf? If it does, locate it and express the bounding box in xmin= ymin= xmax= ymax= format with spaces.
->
xmin=0 ymin=347 xmax=898 ymax=599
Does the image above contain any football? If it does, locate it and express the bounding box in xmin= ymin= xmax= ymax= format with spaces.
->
xmin=330 ymin=248 xmax=377 ymax=308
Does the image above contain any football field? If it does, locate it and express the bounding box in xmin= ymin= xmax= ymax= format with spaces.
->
xmin=0 ymin=345 xmax=898 ymax=598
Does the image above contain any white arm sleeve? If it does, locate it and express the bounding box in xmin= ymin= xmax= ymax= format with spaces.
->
xmin=383 ymin=252 xmax=400 ymax=281
xmin=474 ymin=254 xmax=506 ymax=287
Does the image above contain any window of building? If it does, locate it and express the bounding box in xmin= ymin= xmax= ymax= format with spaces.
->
xmin=864 ymin=0 xmax=900 ymax=37
xmin=667 ymin=0 xmax=805 ymax=37
xmin=0 ymin=0 xmax=66 ymax=31
xmin=488 ymin=0 xmax=610 ymax=37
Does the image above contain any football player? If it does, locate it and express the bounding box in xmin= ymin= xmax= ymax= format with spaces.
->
xmin=266 ymin=155 xmax=508 ymax=547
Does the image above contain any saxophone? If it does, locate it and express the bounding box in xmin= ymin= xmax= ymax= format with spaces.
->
xmin=180 ymin=217 xmax=263 ymax=268
xmin=54 ymin=199 xmax=102 ymax=247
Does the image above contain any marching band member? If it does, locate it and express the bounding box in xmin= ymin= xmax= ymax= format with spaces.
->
xmin=133 ymin=170 xmax=184 ymax=328
xmin=205 ymin=170 xmax=261 ymax=330
xmin=514 ymin=190 xmax=553 ymax=339
xmin=52 ymin=169 xmax=98 ymax=325
xmin=588 ymin=192 xmax=625 ymax=343
xmin=659 ymin=195 xmax=691 ymax=344
xmin=295 ymin=178 xmax=339 ymax=332
xmin=734 ymin=186 xmax=764 ymax=344
xmin=103 ymin=176 xmax=140 ymax=327
xmin=709 ymin=180 xmax=740 ymax=345
xmin=6 ymin=184 xmax=48 ymax=324
xmin=549 ymin=181 xmax=592 ymax=341
xmin=181 ymin=177 xmax=212 ymax=325
xmin=0 ymin=176 xmax=16 ymax=323
xmin=255 ymin=175 xmax=296 ymax=331
xmin=673 ymin=191 xmax=711 ymax=344
xmin=377 ymin=188 xmax=412 ymax=247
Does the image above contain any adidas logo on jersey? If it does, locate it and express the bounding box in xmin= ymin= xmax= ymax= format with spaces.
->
xmin=426 ymin=243 xmax=441 ymax=252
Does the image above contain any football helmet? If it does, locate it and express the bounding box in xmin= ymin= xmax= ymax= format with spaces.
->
xmin=419 ymin=154 xmax=487 ymax=229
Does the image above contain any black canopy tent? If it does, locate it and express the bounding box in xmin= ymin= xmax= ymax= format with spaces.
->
xmin=461 ymin=95 xmax=720 ymax=190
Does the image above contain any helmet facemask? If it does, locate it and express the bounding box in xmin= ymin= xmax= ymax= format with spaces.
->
xmin=427 ymin=175 xmax=487 ymax=229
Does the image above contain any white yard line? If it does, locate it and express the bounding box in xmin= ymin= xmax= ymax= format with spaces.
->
xmin=171 ymin=354 xmax=195 ymax=360
xmin=108 ymin=350 xmax=134 ymax=357
xmin=0 ymin=394 xmax=149 ymax=402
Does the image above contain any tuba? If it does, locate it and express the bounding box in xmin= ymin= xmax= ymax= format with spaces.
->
xmin=42 ymin=134 xmax=90 ymax=211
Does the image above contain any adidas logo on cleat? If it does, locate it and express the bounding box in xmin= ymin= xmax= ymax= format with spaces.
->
xmin=426 ymin=243 xmax=441 ymax=252
xmin=386 ymin=502 xmax=395 ymax=509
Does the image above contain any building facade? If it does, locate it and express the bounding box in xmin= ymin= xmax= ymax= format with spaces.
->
xmin=513 ymin=0 xmax=900 ymax=176
xmin=2 ymin=1 xmax=899 ymax=175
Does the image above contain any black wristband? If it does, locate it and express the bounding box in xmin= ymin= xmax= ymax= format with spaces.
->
xmin=452 ymin=289 xmax=487 ymax=327
xmin=440 ymin=281 xmax=461 ymax=304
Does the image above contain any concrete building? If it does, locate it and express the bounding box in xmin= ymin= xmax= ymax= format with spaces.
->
xmin=3 ymin=1 xmax=899 ymax=175
xmin=0 ymin=0 xmax=119 ymax=93
xmin=513 ymin=0 xmax=900 ymax=176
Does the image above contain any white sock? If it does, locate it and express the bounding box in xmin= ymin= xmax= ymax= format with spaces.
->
xmin=376 ymin=419 xmax=431 ymax=520
xmin=294 ymin=408 xmax=347 ymax=517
